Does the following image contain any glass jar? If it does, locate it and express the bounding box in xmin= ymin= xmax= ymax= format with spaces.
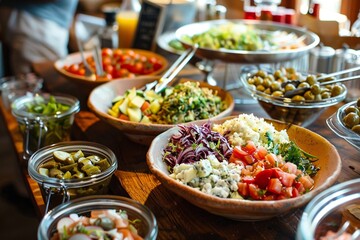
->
xmin=297 ymin=179 xmax=360 ymax=240
xmin=28 ymin=141 xmax=118 ymax=213
xmin=12 ymin=93 xmax=80 ymax=160
xmin=37 ymin=195 xmax=158 ymax=240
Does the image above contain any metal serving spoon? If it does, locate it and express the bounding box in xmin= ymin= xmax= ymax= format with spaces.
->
xmin=283 ymin=66 xmax=360 ymax=98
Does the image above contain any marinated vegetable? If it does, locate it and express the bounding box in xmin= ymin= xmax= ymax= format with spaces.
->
xmin=38 ymin=150 xmax=111 ymax=179
xmin=163 ymin=114 xmax=319 ymax=201
xmin=108 ymin=81 xmax=227 ymax=124
xmin=51 ymin=209 xmax=142 ymax=240
xmin=15 ymin=95 xmax=78 ymax=155
xmin=342 ymin=97 xmax=360 ymax=134
xmin=246 ymin=67 xmax=346 ymax=101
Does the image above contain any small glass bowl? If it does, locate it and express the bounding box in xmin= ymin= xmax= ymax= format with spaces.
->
xmin=326 ymin=100 xmax=360 ymax=152
xmin=28 ymin=141 xmax=118 ymax=212
xmin=241 ymin=72 xmax=347 ymax=127
xmin=0 ymin=73 xmax=43 ymax=109
xmin=11 ymin=93 xmax=80 ymax=159
xmin=297 ymin=179 xmax=360 ymax=240
xmin=37 ymin=195 xmax=158 ymax=240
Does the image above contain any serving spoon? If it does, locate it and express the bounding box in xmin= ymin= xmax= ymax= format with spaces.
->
xmin=283 ymin=66 xmax=360 ymax=98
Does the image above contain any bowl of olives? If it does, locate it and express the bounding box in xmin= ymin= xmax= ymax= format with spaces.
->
xmin=241 ymin=67 xmax=347 ymax=127
xmin=28 ymin=141 xmax=118 ymax=212
xmin=326 ymin=98 xmax=360 ymax=152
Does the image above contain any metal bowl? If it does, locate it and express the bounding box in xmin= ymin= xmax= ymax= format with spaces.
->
xmin=175 ymin=19 xmax=320 ymax=63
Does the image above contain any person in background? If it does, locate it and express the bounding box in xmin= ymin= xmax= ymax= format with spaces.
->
xmin=0 ymin=0 xmax=79 ymax=75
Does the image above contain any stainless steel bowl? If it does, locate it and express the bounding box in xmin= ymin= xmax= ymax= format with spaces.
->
xmin=175 ymin=19 xmax=320 ymax=63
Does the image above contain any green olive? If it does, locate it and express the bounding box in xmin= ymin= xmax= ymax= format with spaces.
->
xmin=262 ymin=78 xmax=272 ymax=88
xmin=298 ymin=82 xmax=310 ymax=89
xmin=285 ymin=84 xmax=296 ymax=92
xmin=94 ymin=217 xmax=115 ymax=231
xmin=286 ymin=67 xmax=296 ymax=74
xmin=247 ymin=78 xmax=255 ymax=85
xmin=351 ymin=124 xmax=360 ymax=134
xmin=264 ymin=88 xmax=272 ymax=95
xmin=344 ymin=106 xmax=359 ymax=115
xmin=256 ymin=85 xmax=266 ymax=92
xmin=270 ymin=81 xmax=281 ymax=91
xmin=272 ymin=91 xmax=283 ymax=97
xmin=273 ymin=70 xmax=283 ymax=79
xmin=306 ymin=75 xmax=317 ymax=85
xmin=343 ymin=112 xmax=360 ymax=128
xmin=310 ymin=84 xmax=321 ymax=95
xmin=357 ymin=98 xmax=360 ymax=107
xmin=292 ymin=95 xmax=305 ymax=102
xmin=321 ymin=92 xmax=331 ymax=99
xmin=256 ymin=70 xmax=267 ymax=78
xmin=304 ymin=90 xmax=315 ymax=100
xmin=254 ymin=76 xmax=264 ymax=86
xmin=331 ymin=85 xmax=344 ymax=97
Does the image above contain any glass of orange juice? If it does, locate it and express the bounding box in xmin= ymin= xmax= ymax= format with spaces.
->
xmin=117 ymin=11 xmax=139 ymax=48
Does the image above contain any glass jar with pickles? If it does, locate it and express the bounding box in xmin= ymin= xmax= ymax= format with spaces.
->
xmin=28 ymin=141 xmax=118 ymax=213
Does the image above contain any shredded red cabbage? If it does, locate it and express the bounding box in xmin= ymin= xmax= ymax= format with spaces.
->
xmin=162 ymin=122 xmax=233 ymax=170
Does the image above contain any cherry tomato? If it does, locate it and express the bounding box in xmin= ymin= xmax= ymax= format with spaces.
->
xmin=101 ymin=48 xmax=113 ymax=57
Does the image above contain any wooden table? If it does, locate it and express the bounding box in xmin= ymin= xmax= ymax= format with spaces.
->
xmin=1 ymin=61 xmax=359 ymax=240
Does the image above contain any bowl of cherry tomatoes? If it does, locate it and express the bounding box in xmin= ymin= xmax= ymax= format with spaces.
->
xmin=54 ymin=48 xmax=168 ymax=86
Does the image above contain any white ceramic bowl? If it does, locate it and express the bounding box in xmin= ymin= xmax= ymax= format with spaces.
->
xmin=146 ymin=116 xmax=341 ymax=221
xmin=88 ymin=76 xmax=234 ymax=145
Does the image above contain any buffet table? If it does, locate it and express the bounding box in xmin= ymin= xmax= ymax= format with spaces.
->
xmin=0 ymin=60 xmax=359 ymax=240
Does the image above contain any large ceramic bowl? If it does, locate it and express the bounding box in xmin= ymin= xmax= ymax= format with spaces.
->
xmin=326 ymin=99 xmax=360 ymax=152
xmin=146 ymin=116 xmax=341 ymax=221
xmin=38 ymin=195 xmax=158 ymax=240
xmin=241 ymin=69 xmax=347 ymax=127
xmin=54 ymin=48 xmax=168 ymax=86
xmin=88 ymin=76 xmax=234 ymax=145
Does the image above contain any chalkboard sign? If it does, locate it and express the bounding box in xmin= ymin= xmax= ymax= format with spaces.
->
xmin=132 ymin=0 xmax=165 ymax=51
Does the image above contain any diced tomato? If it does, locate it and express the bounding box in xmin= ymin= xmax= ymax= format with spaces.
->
xmin=265 ymin=153 xmax=278 ymax=166
xmin=283 ymin=187 xmax=293 ymax=198
xmin=299 ymin=175 xmax=314 ymax=190
xmin=294 ymin=182 xmax=305 ymax=194
xmin=263 ymin=195 xmax=276 ymax=200
xmin=281 ymin=172 xmax=296 ymax=187
xmin=248 ymin=184 xmax=263 ymax=200
xmin=232 ymin=146 xmax=248 ymax=159
xmin=281 ymin=162 xmax=298 ymax=174
xmin=237 ymin=182 xmax=249 ymax=197
xmin=256 ymin=146 xmax=268 ymax=159
xmin=243 ymin=141 xmax=257 ymax=154
xmin=242 ymin=176 xmax=255 ymax=184
xmin=267 ymin=178 xmax=282 ymax=194
xmin=292 ymin=187 xmax=300 ymax=197
xmin=244 ymin=154 xmax=256 ymax=164
xmin=254 ymin=169 xmax=274 ymax=189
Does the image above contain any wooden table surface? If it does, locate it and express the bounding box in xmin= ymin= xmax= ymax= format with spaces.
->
xmin=1 ymin=60 xmax=359 ymax=240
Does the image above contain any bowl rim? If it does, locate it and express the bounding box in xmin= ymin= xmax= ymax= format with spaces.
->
xmin=11 ymin=93 xmax=80 ymax=120
xmin=87 ymin=76 xmax=235 ymax=130
xmin=54 ymin=48 xmax=169 ymax=85
xmin=240 ymin=71 xmax=347 ymax=108
xmin=37 ymin=195 xmax=158 ymax=240
xmin=146 ymin=116 xmax=342 ymax=219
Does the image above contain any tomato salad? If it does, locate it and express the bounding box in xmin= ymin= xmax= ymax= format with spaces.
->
xmin=163 ymin=114 xmax=319 ymax=201
xmin=63 ymin=48 xmax=164 ymax=80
